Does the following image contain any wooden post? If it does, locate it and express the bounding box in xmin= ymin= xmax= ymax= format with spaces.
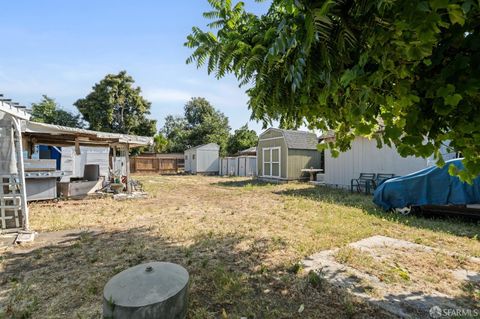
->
xmin=125 ymin=144 xmax=131 ymax=193
xmin=112 ymin=145 xmax=117 ymax=182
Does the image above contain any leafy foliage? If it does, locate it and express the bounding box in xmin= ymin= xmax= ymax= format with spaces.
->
xmin=31 ymin=95 xmax=83 ymax=128
xmin=153 ymin=133 xmax=169 ymax=153
xmin=161 ymin=97 xmax=231 ymax=155
xmin=187 ymin=0 xmax=480 ymax=181
xmin=161 ymin=115 xmax=190 ymax=153
xmin=227 ymin=124 xmax=258 ymax=155
xmin=74 ymin=71 xmax=156 ymax=136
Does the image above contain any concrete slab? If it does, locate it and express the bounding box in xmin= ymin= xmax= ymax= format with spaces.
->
xmin=303 ymin=236 xmax=480 ymax=319
xmin=1 ymin=228 xmax=102 ymax=253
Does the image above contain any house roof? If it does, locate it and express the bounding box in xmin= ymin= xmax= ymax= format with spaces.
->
xmin=319 ymin=119 xmax=386 ymax=141
xmin=237 ymin=146 xmax=257 ymax=155
xmin=261 ymin=128 xmax=318 ymax=150
xmin=319 ymin=130 xmax=335 ymax=141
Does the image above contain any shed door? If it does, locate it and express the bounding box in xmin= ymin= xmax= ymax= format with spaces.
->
xmin=185 ymin=154 xmax=190 ymax=171
xmin=238 ymin=157 xmax=246 ymax=176
xmin=221 ymin=158 xmax=228 ymax=175
xmin=263 ymin=147 xmax=281 ymax=178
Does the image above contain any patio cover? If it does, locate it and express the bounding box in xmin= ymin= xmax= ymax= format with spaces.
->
xmin=23 ymin=121 xmax=153 ymax=148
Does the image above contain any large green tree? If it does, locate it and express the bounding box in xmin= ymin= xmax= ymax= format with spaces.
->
xmin=227 ymin=124 xmax=258 ymax=155
xmin=161 ymin=97 xmax=231 ymax=155
xmin=187 ymin=0 xmax=480 ymax=181
xmin=31 ymin=95 xmax=83 ymax=128
xmin=161 ymin=115 xmax=190 ymax=153
xmin=74 ymin=71 xmax=156 ymax=136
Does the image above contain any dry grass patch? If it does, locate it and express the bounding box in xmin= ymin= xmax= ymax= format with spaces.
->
xmin=0 ymin=175 xmax=479 ymax=318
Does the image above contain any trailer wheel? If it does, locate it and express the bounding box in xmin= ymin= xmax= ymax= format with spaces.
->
xmin=394 ymin=206 xmax=412 ymax=215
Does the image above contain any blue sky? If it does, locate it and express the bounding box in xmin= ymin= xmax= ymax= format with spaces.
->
xmin=0 ymin=0 xmax=271 ymax=133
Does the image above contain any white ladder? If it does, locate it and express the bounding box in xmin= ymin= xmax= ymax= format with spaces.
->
xmin=0 ymin=175 xmax=21 ymax=230
xmin=0 ymin=117 xmax=28 ymax=232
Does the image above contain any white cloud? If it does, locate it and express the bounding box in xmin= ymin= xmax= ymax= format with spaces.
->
xmin=143 ymin=88 xmax=192 ymax=103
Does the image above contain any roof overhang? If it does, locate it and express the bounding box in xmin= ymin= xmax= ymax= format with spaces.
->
xmin=22 ymin=121 xmax=153 ymax=148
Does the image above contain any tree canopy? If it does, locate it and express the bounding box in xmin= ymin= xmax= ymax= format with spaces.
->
xmin=227 ymin=124 xmax=258 ymax=155
xmin=153 ymin=133 xmax=169 ymax=153
xmin=161 ymin=97 xmax=231 ymax=155
xmin=186 ymin=0 xmax=480 ymax=181
xmin=74 ymin=71 xmax=156 ymax=137
xmin=31 ymin=95 xmax=83 ymax=128
xmin=161 ymin=115 xmax=190 ymax=153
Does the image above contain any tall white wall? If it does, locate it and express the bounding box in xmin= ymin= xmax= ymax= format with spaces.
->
xmin=323 ymin=137 xmax=456 ymax=188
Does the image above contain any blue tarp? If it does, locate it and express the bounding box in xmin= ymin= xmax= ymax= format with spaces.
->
xmin=373 ymin=159 xmax=480 ymax=210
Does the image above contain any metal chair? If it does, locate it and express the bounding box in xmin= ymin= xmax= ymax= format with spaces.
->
xmin=351 ymin=173 xmax=376 ymax=194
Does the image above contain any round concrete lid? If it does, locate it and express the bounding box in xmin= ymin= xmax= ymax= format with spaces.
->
xmin=103 ymin=262 xmax=189 ymax=308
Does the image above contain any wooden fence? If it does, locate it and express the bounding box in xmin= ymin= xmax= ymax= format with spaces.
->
xmin=130 ymin=157 xmax=184 ymax=174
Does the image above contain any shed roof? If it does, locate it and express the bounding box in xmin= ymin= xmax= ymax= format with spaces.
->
xmin=185 ymin=143 xmax=220 ymax=152
xmin=260 ymin=128 xmax=318 ymax=150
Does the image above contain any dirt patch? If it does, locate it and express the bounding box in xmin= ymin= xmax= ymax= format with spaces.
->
xmin=303 ymin=236 xmax=480 ymax=318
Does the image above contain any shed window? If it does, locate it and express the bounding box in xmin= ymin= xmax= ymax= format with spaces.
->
xmin=262 ymin=147 xmax=280 ymax=178
xmin=185 ymin=155 xmax=188 ymax=160
xmin=192 ymin=154 xmax=196 ymax=160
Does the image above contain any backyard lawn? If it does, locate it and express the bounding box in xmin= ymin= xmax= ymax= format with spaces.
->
xmin=1 ymin=175 xmax=479 ymax=318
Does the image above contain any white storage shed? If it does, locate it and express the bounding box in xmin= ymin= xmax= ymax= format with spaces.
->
xmin=219 ymin=156 xmax=257 ymax=176
xmin=184 ymin=143 xmax=220 ymax=174
xmin=317 ymin=135 xmax=457 ymax=188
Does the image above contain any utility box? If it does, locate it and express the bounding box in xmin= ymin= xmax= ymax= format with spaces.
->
xmin=103 ymin=262 xmax=189 ymax=319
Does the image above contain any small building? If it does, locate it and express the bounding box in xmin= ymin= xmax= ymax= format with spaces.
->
xmin=184 ymin=143 xmax=219 ymax=174
xmin=318 ymin=134 xmax=457 ymax=188
xmin=0 ymin=97 xmax=152 ymax=232
xmin=257 ymin=128 xmax=322 ymax=181
xmin=219 ymin=156 xmax=257 ymax=177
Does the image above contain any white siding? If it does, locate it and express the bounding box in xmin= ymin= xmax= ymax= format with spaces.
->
xmin=61 ymin=146 xmax=110 ymax=179
xmin=323 ymin=137 xmax=456 ymax=188
xmin=238 ymin=156 xmax=256 ymax=176
xmin=184 ymin=151 xmax=192 ymax=172
xmin=191 ymin=150 xmax=198 ymax=173
xmin=196 ymin=149 xmax=219 ymax=173
xmin=220 ymin=158 xmax=228 ymax=175
xmin=220 ymin=156 xmax=257 ymax=176
xmin=184 ymin=143 xmax=219 ymax=174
